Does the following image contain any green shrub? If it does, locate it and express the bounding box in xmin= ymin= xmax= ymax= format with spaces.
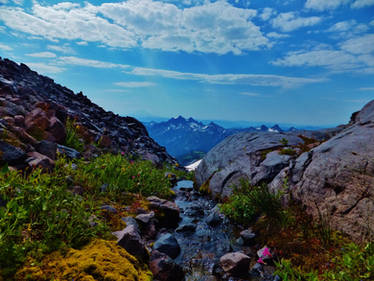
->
xmin=0 ymin=168 xmax=107 ymax=278
xmin=220 ymin=180 xmax=284 ymax=225
xmin=279 ymin=148 xmax=297 ymax=156
xmin=65 ymin=118 xmax=84 ymax=152
xmin=65 ymin=154 xmax=174 ymax=199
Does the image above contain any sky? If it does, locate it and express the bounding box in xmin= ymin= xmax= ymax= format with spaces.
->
xmin=0 ymin=0 xmax=373 ymax=126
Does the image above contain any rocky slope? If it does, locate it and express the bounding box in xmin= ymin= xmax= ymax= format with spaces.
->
xmin=196 ymin=101 xmax=374 ymax=241
xmin=0 ymin=57 xmax=175 ymax=169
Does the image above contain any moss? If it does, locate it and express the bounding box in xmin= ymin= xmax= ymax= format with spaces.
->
xmin=279 ymin=148 xmax=297 ymax=156
xmin=199 ymin=172 xmax=215 ymax=195
xmin=15 ymin=239 xmax=152 ymax=281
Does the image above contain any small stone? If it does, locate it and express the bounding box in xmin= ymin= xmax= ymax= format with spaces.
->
xmin=149 ymin=250 xmax=185 ymax=281
xmin=100 ymin=183 xmax=108 ymax=192
xmin=220 ymin=252 xmax=250 ymax=277
xmin=101 ymin=205 xmax=117 ymax=213
xmin=135 ymin=211 xmax=155 ymax=225
xmin=240 ymin=228 xmax=256 ymax=245
xmin=176 ymin=223 xmax=196 ymax=233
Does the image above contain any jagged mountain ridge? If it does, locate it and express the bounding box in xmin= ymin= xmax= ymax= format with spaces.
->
xmin=0 ymin=57 xmax=174 ymax=166
xmin=145 ymin=115 xmax=283 ymax=164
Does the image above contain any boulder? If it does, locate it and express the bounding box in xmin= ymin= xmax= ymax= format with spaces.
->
xmin=35 ymin=140 xmax=57 ymax=160
xmin=219 ymin=252 xmax=250 ymax=276
xmin=149 ymin=250 xmax=185 ymax=281
xmin=57 ymin=144 xmax=81 ymax=159
xmin=0 ymin=140 xmax=26 ymax=165
xmin=153 ymin=233 xmax=181 ymax=259
xmin=26 ymin=151 xmax=55 ymax=171
xmin=176 ymin=223 xmax=196 ymax=233
xmin=113 ymin=224 xmax=148 ymax=262
xmin=195 ymin=132 xmax=303 ymax=198
xmin=147 ymin=196 xmax=180 ymax=228
xmin=240 ymin=228 xmax=256 ymax=245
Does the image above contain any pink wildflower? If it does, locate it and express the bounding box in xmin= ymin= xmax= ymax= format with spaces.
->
xmin=257 ymin=257 xmax=265 ymax=264
xmin=262 ymin=247 xmax=272 ymax=258
xmin=121 ymin=151 xmax=125 ymax=156
xmin=132 ymin=175 xmax=136 ymax=179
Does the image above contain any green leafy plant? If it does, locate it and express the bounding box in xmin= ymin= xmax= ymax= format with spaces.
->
xmin=65 ymin=118 xmax=85 ymax=152
xmin=220 ymin=179 xmax=284 ymax=225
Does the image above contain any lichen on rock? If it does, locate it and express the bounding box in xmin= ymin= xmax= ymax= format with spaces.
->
xmin=15 ymin=239 xmax=152 ymax=281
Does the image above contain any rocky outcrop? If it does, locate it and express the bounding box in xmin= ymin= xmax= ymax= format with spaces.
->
xmin=195 ymin=132 xmax=305 ymax=198
xmin=197 ymin=98 xmax=374 ymax=241
xmin=0 ymin=57 xmax=174 ymax=168
xmin=285 ymin=100 xmax=374 ymax=241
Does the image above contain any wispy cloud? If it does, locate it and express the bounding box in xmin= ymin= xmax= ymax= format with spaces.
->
xmin=0 ymin=43 xmax=12 ymax=51
xmin=127 ymin=66 xmax=327 ymax=88
xmin=114 ymin=81 xmax=156 ymax=88
xmin=26 ymin=51 xmax=56 ymax=58
xmin=240 ymin=92 xmax=261 ymax=97
xmin=25 ymin=62 xmax=65 ymax=74
xmin=271 ymin=12 xmax=322 ymax=32
xmin=47 ymin=44 xmax=75 ymax=54
xmin=57 ymin=56 xmax=130 ymax=69
xmin=359 ymin=87 xmax=374 ymax=91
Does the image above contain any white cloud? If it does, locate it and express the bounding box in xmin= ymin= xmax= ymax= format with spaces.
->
xmin=26 ymin=51 xmax=56 ymax=58
xmin=305 ymin=0 xmax=350 ymax=11
xmin=359 ymin=87 xmax=374 ymax=90
xmin=76 ymin=41 xmax=88 ymax=46
xmin=47 ymin=45 xmax=75 ymax=54
xmin=340 ymin=34 xmax=374 ymax=54
xmin=58 ymin=56 xmax=130 ymax=69
xmin=0 ymin=0 xmax=8 ymax=4
xmin=351 ymin=0 xmax=374 ymax=8
xmin=115 ymin=81 xmax=156 ymax=87
xmin=0 ymin=0 xmax=269 ymax=55
xmin=326 ymin=20 xmax=369 ymax=38
xmin=370 ymin=20 xmax=374 ymax=26
xmin=240 ymin=92 xmax=261 ymax=97
xmin=26 ymin=62 xmax=65 ymax=74
xmin=127 ymin=66 xmax=326 ymax=88
xmin=267 ymin=32 xmax=290 ymax=39
xmin=272 ymin=50 xmax=359 ymax=71
xmin=273 ymin=34 xmax=374 ymax=72
xmin=259 ymin=7 xmax=276 ymax=21
xmin=0 ymin=43 xmax=12 ymax=50
xmin=272 ymin=12 xmax=322 ymax=32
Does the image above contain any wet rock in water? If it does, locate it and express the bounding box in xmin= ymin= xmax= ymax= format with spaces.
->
xmin=113 ymin=224 xmax=149 ymax=262
xmin=100 ymin=205 xmax=117 ymax=213
xmin=35 ymin=140 xmax=57 ymax=160
xmin=57 ymin=144 xmax=81 ymax=159
xmin=219 ymin=252 xmax=250 ymax=277
xmin=176 ymin=223 xmax=196 ymax=233
xmin=240 ymin=228 xmax=256 ymax=245
xmin=249 ymin=262 xmax=263 ymax=277
xmin=206 ymin=211 xmax=222 ymax=226
xmin=184 ymin=204 xmax=205 ymax=217
xmin=149 ymin=250 xmax=185 ymax=281
xmin=147 ymin=196 xmax=180 ymax=228
xmin=154 ymin=233 xmax=181 ymax=259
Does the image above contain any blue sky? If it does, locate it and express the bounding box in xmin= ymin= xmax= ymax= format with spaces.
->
xmin=0 ymin=0 xmax=373 ymax=126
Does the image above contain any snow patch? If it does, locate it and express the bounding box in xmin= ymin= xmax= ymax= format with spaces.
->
xmin=185 ymin=159 xmax=202 ymax=172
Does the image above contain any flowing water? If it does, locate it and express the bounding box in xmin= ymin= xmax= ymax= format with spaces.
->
xmin=172 ymin=180 xmax=271 ymax=281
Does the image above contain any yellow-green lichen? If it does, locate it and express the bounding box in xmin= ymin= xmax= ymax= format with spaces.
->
xmin=15 ymin=239 xmax=152 ymax=281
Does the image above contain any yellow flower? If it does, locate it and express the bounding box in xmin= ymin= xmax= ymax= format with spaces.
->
xmin=27 ymin=223 xmax=32 ymax=231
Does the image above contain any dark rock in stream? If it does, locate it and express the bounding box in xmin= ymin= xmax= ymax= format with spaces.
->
xmin=154 ymin=233 xmax=181 ymax=259
xmin=220 ymin=252 xmax=250 ymax=277
xmin=150 ymin=250 xmax=185 ymax=281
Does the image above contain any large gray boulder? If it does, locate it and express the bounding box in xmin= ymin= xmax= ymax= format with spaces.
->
xmin=287 ymin=100 xmax=374 ymax=241
xmin=195 ymin=132 xmax=303 ymax=198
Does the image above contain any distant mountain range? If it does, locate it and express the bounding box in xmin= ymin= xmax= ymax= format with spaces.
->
xmin=144 ymin=116 xmax=288 ymax=165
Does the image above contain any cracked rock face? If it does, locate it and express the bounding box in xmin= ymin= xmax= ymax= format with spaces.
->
xmin=290 ymin=102 xmax=374 ymax=241
xmin=195 ymin=132 xmax=304 ymax=198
